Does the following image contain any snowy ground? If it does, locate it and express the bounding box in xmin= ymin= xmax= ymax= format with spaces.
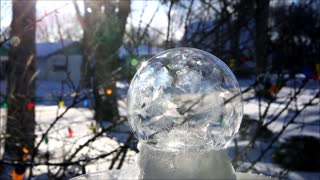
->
xmin=0 ymin=78 xmax=319 ymax=179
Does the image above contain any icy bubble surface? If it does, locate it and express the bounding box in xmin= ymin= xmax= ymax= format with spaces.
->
xmin=127 ymin=48 xmax=243 ymax=151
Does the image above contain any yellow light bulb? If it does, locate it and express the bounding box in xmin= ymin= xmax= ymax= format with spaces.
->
xmin=58 ymin=100 xmax=64 ymax=107
xmin=106 ymin=89 xmax=113 ymax=95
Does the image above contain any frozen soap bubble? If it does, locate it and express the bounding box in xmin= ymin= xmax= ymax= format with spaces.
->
xmin=127 ymin=48 xmax=243 ymax=152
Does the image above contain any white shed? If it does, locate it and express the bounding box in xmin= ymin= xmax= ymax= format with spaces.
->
xmin=36 ymin=41 xmax=82 ymax=86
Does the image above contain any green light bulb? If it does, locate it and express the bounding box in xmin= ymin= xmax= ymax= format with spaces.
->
xmin=2 ymin=102 xmax=8 ymax=108
xmin=131 ymin=58 xmax=138 ymax=66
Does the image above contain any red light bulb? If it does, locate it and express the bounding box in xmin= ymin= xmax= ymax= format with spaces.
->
xmin=68 ymin=127 xmax=73 ymax=137
xmin=27 ymin=102 xmax=35 ymax=110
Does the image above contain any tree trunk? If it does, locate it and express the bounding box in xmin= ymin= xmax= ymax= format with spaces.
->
xmin=255 ymin=0 xmax=270 ymax=74
xmin=92 ymin=0 xmax=131 ymax=122
xmin=4 ymin=0 xmax=36 ymax=161
xmin=79 ymin=0 xmax=94 ymax=88
xmin=80 ymin=30 xmax=91 ymax=88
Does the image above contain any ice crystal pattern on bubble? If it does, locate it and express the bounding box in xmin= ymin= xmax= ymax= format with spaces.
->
xmin=127 ymin=48 xmax=243 ymax=151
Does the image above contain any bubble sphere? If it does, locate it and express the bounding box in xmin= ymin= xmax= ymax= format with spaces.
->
xmin=127 ymin=48 xmax=243 ymax=151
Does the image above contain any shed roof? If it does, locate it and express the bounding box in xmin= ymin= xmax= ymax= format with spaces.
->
xmin=0 ymin=40 xmax=78 ymax=58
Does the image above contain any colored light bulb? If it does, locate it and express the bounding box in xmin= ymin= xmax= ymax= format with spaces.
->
xmin=22 ymin=147 xmax=29 ymax=154
xmin=12 ymin=169 xmax=25 ymax=180
xmin=89 ymin=123 xmax=96 ymax=134
xmin=106 ymin=89 xmax=113 ymax=95
xmin=268 ymin=84 xmax=278 ymax=94
xmin=83 ymin=99 xmax=89 ymax=107
xmin=27 ymin=102 xmax=35 ymax=110
xmin=58 ymin=100 xmax=64 ymax=107
xmin=68 ymin=127 xmax=73 ymax=137
xmin=2 ymin=101 xmax=8 ymax=108
xmin=131 ymin=58 xmax=138 ymax=66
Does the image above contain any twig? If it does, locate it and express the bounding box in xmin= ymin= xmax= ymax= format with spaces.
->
xmin=166 ymin=0 xmax=174 ymax=49
xmin=243 ymin=90 xmax=319 ymax=171
xmin=233 ymin=77 xmax=308 ymax=166
xmin=66 ymin=118 xmax=127 ymax=162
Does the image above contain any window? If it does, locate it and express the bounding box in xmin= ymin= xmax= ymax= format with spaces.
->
xmin=53 ymin=64 xmax=66 ymax=72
